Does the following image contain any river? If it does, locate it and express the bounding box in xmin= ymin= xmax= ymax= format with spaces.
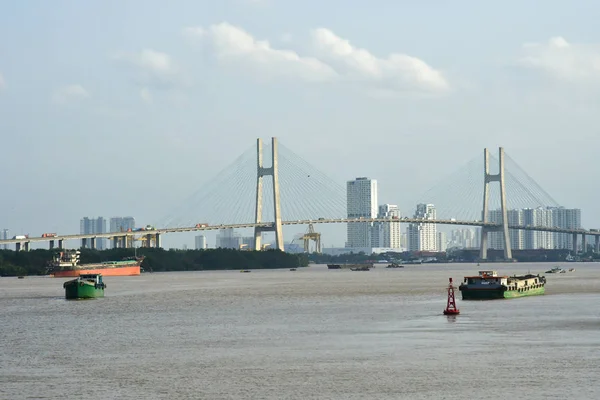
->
xmin=1 ymin=262 xmax=599 ymax=399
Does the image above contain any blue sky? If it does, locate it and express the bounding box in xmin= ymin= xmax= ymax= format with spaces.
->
xmin=1 ymin=0 xmax=600 ymax=248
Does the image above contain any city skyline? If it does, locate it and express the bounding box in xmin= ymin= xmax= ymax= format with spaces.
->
xmin=1 ymin=1 xmax=600 ymax=250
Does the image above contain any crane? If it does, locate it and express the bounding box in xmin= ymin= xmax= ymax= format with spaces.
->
xmin=300 ymin=223 xmax=321 ymax=254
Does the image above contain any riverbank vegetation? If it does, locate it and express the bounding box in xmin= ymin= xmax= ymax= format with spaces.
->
xmin=0 ymin=248 xmax=308 ymax=276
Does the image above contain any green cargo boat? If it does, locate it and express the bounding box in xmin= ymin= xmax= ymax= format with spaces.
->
xmin=63 ymin=274 xmax=106 ymax=299
xmin=458 ymin=270 xmax=546 ymax=300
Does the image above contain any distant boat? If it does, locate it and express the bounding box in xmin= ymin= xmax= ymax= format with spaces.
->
xmin=240 ymin=270 xmax=251 ymax=273
xmin=385 ymin=263 xmax=404 ymax=269
xmin=545 ymin=267 xmax=563 ymax=274
xmin=17 ymin=276 xmax=24 ymax=279
xmin=350 ymin=266 xmax=370 ymax=271
xmin=327 ymin=264 xmax=341 ymax=269
xmin=289 ymin=268 xmax=297 ymax=271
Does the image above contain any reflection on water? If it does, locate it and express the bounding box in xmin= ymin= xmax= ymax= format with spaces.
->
xmin=1 ymin=262 xmax=600 ymax=399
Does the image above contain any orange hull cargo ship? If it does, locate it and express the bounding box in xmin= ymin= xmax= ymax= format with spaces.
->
xmin=48 ymin=250 xmax=143 ymax=277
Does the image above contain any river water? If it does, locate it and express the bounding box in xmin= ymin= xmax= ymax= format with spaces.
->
xmin=1 ymin=262 xmax=599 ymax=399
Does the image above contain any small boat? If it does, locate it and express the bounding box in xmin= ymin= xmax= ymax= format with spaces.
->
xmin=289 ymin=268 xmax=297 ymax=271
xmin=559 ymin=269 xmax=567 ymax=274
xmin=385 ymin=263 xmax=404 ymax=269
xmin=17 ymin=276 xmax=24 ymax=279
xmin=327 ymin=264 xmax=341 ymax=269
xmin=568 ymin=268 xmax=575 ymax=272
xmin=350 ymin=266 xmax=370 ymax=271
xmin=240 ymin=270 xmax=251 ymax=273
xmin=63 ymin=274 xmax=106 ymax=299
xmin=545 ymin=267 xmax=563 ymax=274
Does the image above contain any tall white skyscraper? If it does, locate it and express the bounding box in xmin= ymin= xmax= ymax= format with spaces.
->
xmin=407 ymin=204 xmax=437 ymax=251
xmin=195 ymin=235 xmax=207 ymax=250
xmin=346 ymin=177 xmax=378 ymax=248
xmin=373 ymin=204 xmax=401 ymax=249
xmin=373 ymin=204 xmax=400 ymax=248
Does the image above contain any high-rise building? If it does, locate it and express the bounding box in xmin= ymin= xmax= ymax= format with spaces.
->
xmin=400 ymin=233 xmax=407 ymax=249
xmin=1 ymin=229 xmax=8 ymax=250
xmin=486 ymin=207 xmax=582 ymax=250
xmin=373 ymin=204 xmax=401 ymax=248
xmin=407 ymin=204 xmax=437 ymax=251
xmin=195 ymin=235 xmax=207 ymax=250
xmin=437 ymin=231 xmax=448 ymax=252
xmin=551 ymin=207 xmax=581 ymax=250
xmin=216 ymin=228 xmax=242 ymax=249
xmin=110 ymin=217 xmax=136 ymax=233
xmin=449 ymin=229 xmax=479 ymax=249
xmin=522 ymin=208 xmax=554 ymax=249
xmin=346 ymin=177 xmax=378 ymax=248
xmin=80 ymin=217 xmax=106 ymax=249
xmin=487 ymin=209 xmax=524 ymax=250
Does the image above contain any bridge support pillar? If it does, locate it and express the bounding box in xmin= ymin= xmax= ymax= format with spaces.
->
xmin=155 ymin=233 xmax=161 ymax=249
xmin=23 ymin=241 xmax=30 ymax=252
xmin=581 ymin=234 xmax=587 ymax=253
xmin=15 ymin=242 xmax=21 ymax=251
xmin=253 ymin=137 xmax=284 ymax=251
xmin=112 ymin=237 xmax=118 ymax=248
xmin=595 ymin=236 xmax=600 ymax=253
xmin=49 ymin=240 xmax=55 ymax=250
xmin=81 ymin=238 xmax=88 ymax=249
xmin=479 ymin=147 xmax=512 ymax=261
xmin=572 ymin=233 xmax=578 ymax=253
xmin=144 ymin=234 xmax=153 ymax=248
xmin=90 ymin=237 xmax=96 ymax=250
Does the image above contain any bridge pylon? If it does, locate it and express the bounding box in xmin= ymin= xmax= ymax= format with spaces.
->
xmin=480 ymin=147 xmax=512 ymax=261
xmin=253 ymin=137 xmax=284 ymax=251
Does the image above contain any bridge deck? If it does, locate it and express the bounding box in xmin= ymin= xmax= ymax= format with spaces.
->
xmin=0 ymin=218 xmax=596 ymax=244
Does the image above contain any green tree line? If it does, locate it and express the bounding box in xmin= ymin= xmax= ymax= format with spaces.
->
xmin=0 ymin=248 xmax=308 ymax=276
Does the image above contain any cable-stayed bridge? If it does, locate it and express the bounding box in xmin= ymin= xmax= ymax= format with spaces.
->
xmin=1 ymin=138 xmax=597 ymax=259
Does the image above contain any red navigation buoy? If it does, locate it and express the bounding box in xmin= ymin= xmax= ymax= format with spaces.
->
xmin=443 ymin=277 xmax=460 ymax=315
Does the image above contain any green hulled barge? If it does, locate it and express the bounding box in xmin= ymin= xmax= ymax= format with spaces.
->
xmin=458 ymin=270 xmax=546 ymax=300
xmin=63 ymin=274 xmax=106 ymax=299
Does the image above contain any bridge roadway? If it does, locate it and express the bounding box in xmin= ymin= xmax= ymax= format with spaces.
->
xmin=0 ymin=217 xmax=597 ymax=245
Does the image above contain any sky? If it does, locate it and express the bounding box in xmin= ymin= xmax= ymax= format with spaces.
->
xmin=1 ymin=0 xmax=600 ymax=249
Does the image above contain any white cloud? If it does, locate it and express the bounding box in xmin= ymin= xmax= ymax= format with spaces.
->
xmin=183 ymin=23 xmax=448 ymax=93
xmin=52 ymin=84 xmax=90 ymax=105
xmin=114 ymin=49 xmax=183 ymax=90
xmin=183 ymin=23 xmax=337 ymax=83
xmin=311 ymin=28 xmax=449 ymax=92
xmin=518 ymin=37 xmax=600 ymax=82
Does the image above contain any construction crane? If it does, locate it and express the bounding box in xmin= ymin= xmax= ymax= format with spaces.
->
xmin=300 ymin=223 xmax=321 ymax=254
xmin=135 ymin=235 xmax=156 ymax=248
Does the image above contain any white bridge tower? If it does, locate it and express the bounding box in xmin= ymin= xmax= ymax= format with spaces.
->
xmin=253 ymin=137 xmax=284 ymax=251
xmin=480 ymin=147 xmax=512 ymax=261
